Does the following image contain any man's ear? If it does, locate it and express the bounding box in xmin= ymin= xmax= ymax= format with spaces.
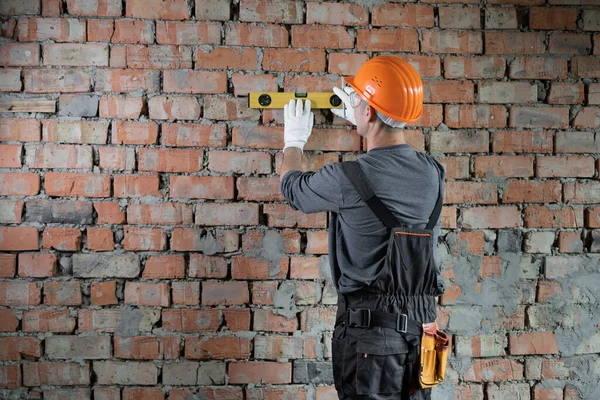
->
xmin=366 ymin=104 xmax=378 ymax=122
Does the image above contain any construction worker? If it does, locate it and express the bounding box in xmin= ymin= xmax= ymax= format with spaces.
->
xmin=280 ymin=56 xmax=446 ymax=400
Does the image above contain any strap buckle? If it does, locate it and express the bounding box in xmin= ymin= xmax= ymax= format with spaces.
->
xmin=347 ymin=308 xmax=371 ymax=328
xmin=396 ymin=313 xmax=408 ymax=333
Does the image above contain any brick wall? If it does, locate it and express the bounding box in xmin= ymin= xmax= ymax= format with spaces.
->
xmin=1 ymin=0 xmax=600 ymax=399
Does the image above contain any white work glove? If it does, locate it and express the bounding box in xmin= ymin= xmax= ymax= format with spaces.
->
xmin=331 ymin=86 xmax=357 ymax=125
xmin=283 ymin=99 xmax=314 ymax=152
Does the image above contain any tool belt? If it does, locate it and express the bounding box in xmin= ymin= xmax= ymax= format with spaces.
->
xmin=419 ymin=321 xmax=449 ymax=388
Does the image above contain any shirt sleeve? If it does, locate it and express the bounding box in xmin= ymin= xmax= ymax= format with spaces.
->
xmin=280 ymin=163 xmax=344 ymax=214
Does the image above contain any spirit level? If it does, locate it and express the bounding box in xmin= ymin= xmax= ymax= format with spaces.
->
xmin=249 ymin=92 xmax=343 ymax=109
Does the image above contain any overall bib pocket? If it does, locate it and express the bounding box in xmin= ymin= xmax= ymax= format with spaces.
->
xmin=355 ymin=336 xmax=409 ymax=395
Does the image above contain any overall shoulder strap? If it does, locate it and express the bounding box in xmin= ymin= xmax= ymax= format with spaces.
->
xmin=425 ymin=162 xmax=443 ymax=231
xmin=340 ymin=161 xmax=400 ymax=229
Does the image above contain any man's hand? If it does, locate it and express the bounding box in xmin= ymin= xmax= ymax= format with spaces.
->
xmin=283 ymin=99 xmax=313 ymax=152
xmin=331 ymin=86 xmax=357 ymax=125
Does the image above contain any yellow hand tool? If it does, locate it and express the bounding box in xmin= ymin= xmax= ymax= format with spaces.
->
xmin=248 ymin=92 xmax=343 ymax=109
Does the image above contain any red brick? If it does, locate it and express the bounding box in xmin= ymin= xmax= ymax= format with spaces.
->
xmin=306 ymin=231 xmax=329 ymax=255
xmin=574 ymin=107 xmax=600 ymax=128
xmin=148 ymin=96 xmax=200 ymax=120
xmin=524 ymin=206 xmax=582 ymax=229
xmin=94 ymin=202 xmax=125 ymax=224
xmin=0 ymin=365 xmax=21 ymax=388
xmin=162 ymin=309 xmax=220 ymax=332
xmin=203 ymin=97 xmax=260 ymax=120
xmin=0 ymin=309 xmax=18 ymax=332
xmin=90 ymin=281 xmax=117 ymax=306
xmin=510 ymin=57 xmax=568 ymax=80
xmin=558 ymin=231 xmax=583 ymax=253
xmin=45 ymin=172 xmax=110 ymax=198
xmin=446 ymin=105 xmax=507 ymax=128
xmin=0 ymin=337 xmax=40 ymax=361
xmin=503 ymin=180 xmax=562 ymax=204
xmin=114 ymin=174 xmax=160 ymax=197
xmin=421 ymin=30 xmax=482 ymax=53
xmin=42 ymin=228 xmax=81 ymax=251
xmin=564 ymin=182 xmax=600 ymax=204
xmin=445 ymin=182 xmax=497 ymax=204
xmin=0 ymin=172 xmax=40 ymax=196
xmin=99 ymin=147 xmax=135 ymax=171
xmin=125 ymin=282 xmax=169 ymax=307
xmin=492 ymin=130 xmax=553 ymax=153
xmin=464 ymin=359 xmax=524 ymax=382
xmin=307 ymin=2 xmax=368 ymax=25
xmin=327 ymin=53 xmax=369 ymax=76
xmin=123 ymin=227 xmax=166 ymax=251
xmin=572 ymin=57 xmax=600 ymax=79
xmin=537 ymin=280 xmax=562 ymax=303
xmin=357 ymin=28 xmax=419 ymax=52
xmin=163 ymin=70 xmax=227 ymax=94
xmin=440 ymin=157 xmax=469 ymax=180
xmin=0 ymin=144 xmax=21 ymax=168
xmin=184 ymin=255 xmax=226 ymax=280
xmin=0 ymin=118 xmax=40 ymax=141
xmin=372 ymin=4 xmax=434 ymax=27
xmin=202 ymin=281 xmax=249 ymax=305
xmin=109 ymin=20 xmax=153 ymax=44
xmin=195 ymin=203 xmax=259 ymax=226
xmin=0 ymin=254 xmax=16 ymax=278
xmin=0 ymin=69 xmax=21 ymax=92
xmin=548 ymin=83 xmax=585 ymax=104
xmin=156 ymin=21 xmax=220 ymax=45
xmin=125 ymin=0 xmax=189 ymax=19
xmin=0 ymin=282 xmax=41 ymax=306
xmin=23 ymin=310 xmax=75 ymax=333
xmin=461 ymin=206 xmax=521 ymax=229
xmin=292 ymin=25 xmax=353 ymax=49
xmin=243 ymin=230 xmax=300 ymax=255
xmin=425 ymin=80 xmax=474 ymax=103
xmin=161 ymin=122 xmax=227 ymax=147
xmin=25 ymin=144 xmax=92 ymax=169
xmin=24 ymin=69 xmax=90 ymax=92
xmin=42 ymin=120 xmax=107 ymax=144
xmin=99 ymin=95 xmax=144 ymax=118
xmin=172 ymin=281 xmax=199 ymax=305
xmin=94 ymin=361 xmax=157 ymax=385
xmin=195 ymin=47 xmax=258 ymax=70
xmin=301 ymin=308 xmax=336 ymax=331
xmin=239 ymin=0 xmax=302 ymax=23
xmin=485 ymin=6 xmax=517 ymax=29
xmin=251 ymin=281 xmax=277 ymax=305
xmin=125 ymin=45 xmax=192 ymax=69
xmin=122 ymin=388 xmax=164 ymax=400
xmin=66 ymin=0 xmax=121 ymax=16
xmin=479 ymin=82 xmax=537 ymax=104
xmin=283 ymin=75 xmax=339 ymax=93
xmin=112 ymin=121 xmax=158 ymax=144
xmin=444 ymin=56 xmax=505 ymax=79
xmin=254 ymin=309 xmax=297 ymax=333
xmin=486 ymin=32 xmax=545 ymax=54
xmin=236 ymin=177 xmax=282 ymax=202
xmin=263 ymin=204 xmax=327 ymax=229
xmin=95 ymin=69 xmax=159 ymax=92
xmin=170 ymin=176 xmax=234 ymax=199
xmin=509 ymin=332 xmax=559 ymax=355
xmin=530 ymin=7 xmax=577 ymax=30
xmin=87 ymin=18 xmax=113 ymax=42
xmin=0 ymin=0 xmax=41 ymax=15
xmin=226 ymin=23 xmax=288 ymax=47
xmin=185 ymin=336 xmax=250 ymax=360
xmin=232 ymin=75 xmax=276 ymax=97
xmin=0 ymin=226 xmax=39 ymax=250
xmin=231 ymin=257 xmax=288 ymax=280
xmin=474 ymin=155 xmax=533 ymax=178
xmin=86 ymin=227 xmax=114 ymax=251
xmin=138 ymin=148 xmax=202 ymax=173
xmin=18 ymin=17 xmax=86 ymax=42
xmin=43 ymin=43 xmax=107 ymax=66
xmin=171 ymin=229 xmax=238 ymax=253
xmin=509 ymin=107 xmax=569 ymax=129
xmin=549 ymin=33 xmax=592 ymax=55
xmin=127 ymin=203 xmax=192 ymax=225
xmin=196 ymin=0 xmax=230 ymax=21
xmin=263 ymin=48 xmax=325 ymax=72
xmin=0 ymin=199 xmax=23 ymax=224
xmin=588 ymin=208 xmax=600 ymax=228
xmin=0 ymin=43 xmax=39 ymax=66
xmin=439 ymin=6 xmax=481 ymax=29
xmin=142 ymin=255 xmax=184 ymax=279
xmin=533 ymin=385 xmax=562 ymax=400
xmin=537 ymin=156 xmax=595 ymax=178
xmin=43 ymin=281 xmax=81 ymax=306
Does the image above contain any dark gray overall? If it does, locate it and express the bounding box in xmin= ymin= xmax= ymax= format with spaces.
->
xmin=332 ymin=161 xmax=444 ymax=400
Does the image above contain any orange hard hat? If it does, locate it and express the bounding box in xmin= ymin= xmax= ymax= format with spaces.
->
xmin=344 ymin=56 xmax=424 ymax=123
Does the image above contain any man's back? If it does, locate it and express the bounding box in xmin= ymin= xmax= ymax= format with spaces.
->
xmin=280 ymin=143 xmax=445 ymax=294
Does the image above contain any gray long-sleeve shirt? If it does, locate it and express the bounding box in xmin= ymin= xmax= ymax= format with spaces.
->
xmin=280 ymin=144 xmax=445 ymax=294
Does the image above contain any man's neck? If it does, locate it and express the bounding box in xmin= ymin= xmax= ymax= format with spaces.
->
xmin=365 ymin=127 xmax=406 ymax=152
